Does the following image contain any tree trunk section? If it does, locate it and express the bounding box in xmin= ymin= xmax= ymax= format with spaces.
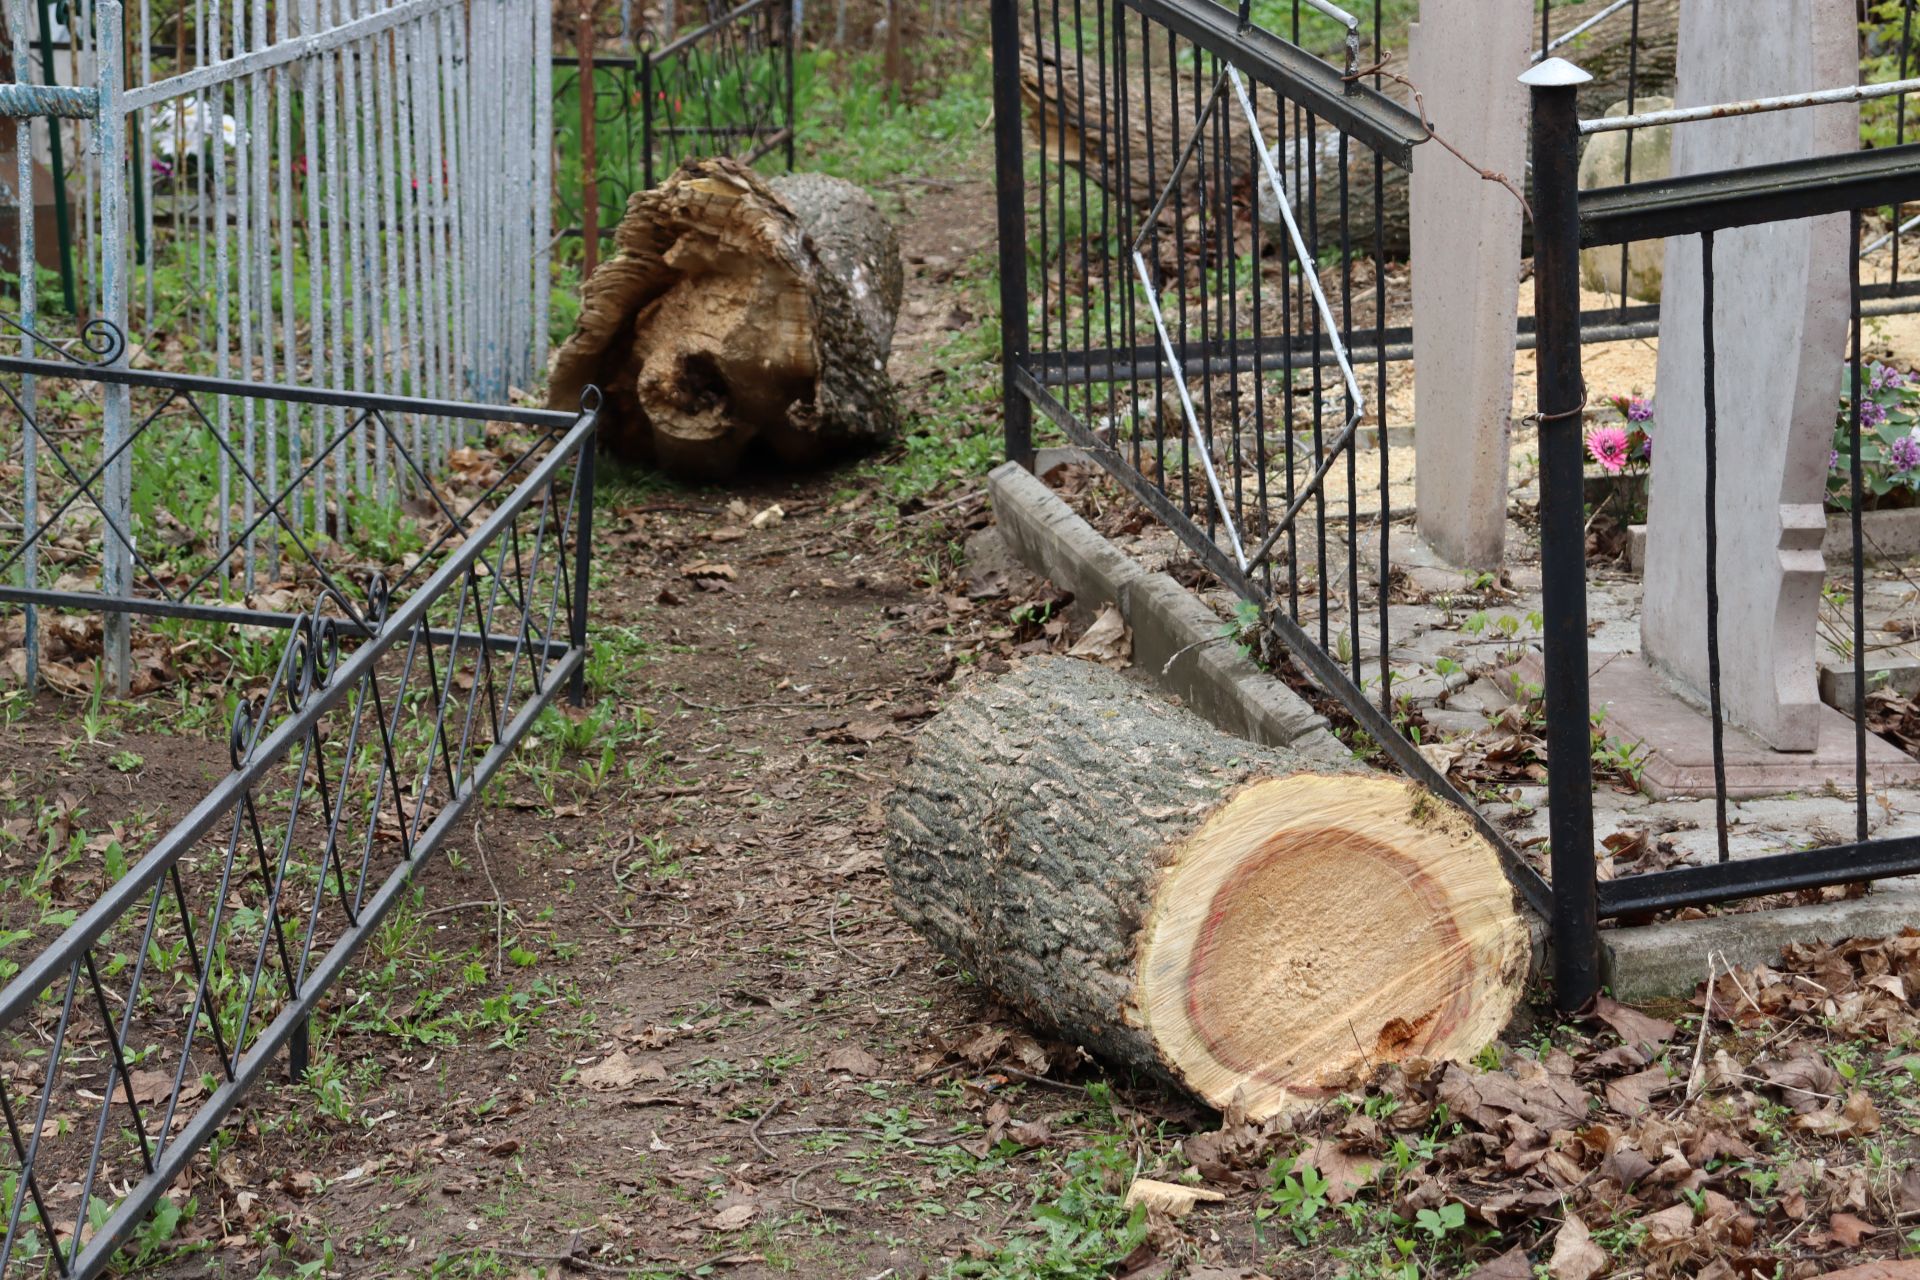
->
xmin=547 ymin=158 xmax=904 ymax=480
xmin=886 ymin=657 xmax=1532 ymax=1120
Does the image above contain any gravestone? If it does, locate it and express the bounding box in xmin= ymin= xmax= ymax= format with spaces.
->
xmin=1407 ymin=0 xmax=1533 ymax=570
xmin=1638 ymin=0 xmax=1853 ymax=752
xmin=1577 ymin=97 xmax=1673 ymax=302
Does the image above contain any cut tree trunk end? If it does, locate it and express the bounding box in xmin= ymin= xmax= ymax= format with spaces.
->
xmin=886 ymin=657 xmax=1533 ymax=1120
xmin=547 ymin=158 xmax=905 ymax=480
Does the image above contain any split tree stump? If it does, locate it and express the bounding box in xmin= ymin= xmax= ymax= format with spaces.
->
xmin=548 ymin=158 xmax=904 ymax=479
xmin=886 ymin=657 xmax=1533 ymax=1119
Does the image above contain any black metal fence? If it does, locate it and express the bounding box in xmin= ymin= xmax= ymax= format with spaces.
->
xmin=990 ymin=0 xmax=1542 ymax=893
xmin=990 ymin=0 xmax=1920 ymax=1013
xmin=1534 ymin=0 xmax=1920 ymax=331
xmin=0 ymin=325 xmax=598 ymax=1275
xmin=554 ymin=0 xmax=797 ymax=243
xmin=1528 ymin=73 xmax=1920 ymax=1002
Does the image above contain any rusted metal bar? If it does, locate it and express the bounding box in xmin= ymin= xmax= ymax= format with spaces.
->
xmin=579 ymin=4 xmax=599 ymax=278
xmin=1583 ymin=75 xmax=1920 ymax=134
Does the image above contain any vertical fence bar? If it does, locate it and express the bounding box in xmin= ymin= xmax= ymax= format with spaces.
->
xmin=1850 ymin=211 xmax=1869 ymax=842
xmin=991 ymin=0 xmax=1032 ymax=468
xmin=99 ymin=0 xmax=132 ymax=694
xmin=783 ymin=0 xmax=796 ymax=171
xmin=569 ymin=423 xmax=596 ymax=705
xmin=32 ymin=0 xmax=75 ymax=315
xmin=579 ymin=6 xmax=599 ymax=278
xmin=533 ymin=0 xmax=553 ymax=375
xmin=9 ymin=0 xmax=37 ymax=691
xmin=1523 ymin=58 xmax=1600 ymax=1011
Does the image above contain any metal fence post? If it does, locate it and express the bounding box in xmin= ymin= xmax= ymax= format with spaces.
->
xmin=578 ymin=6 xmax=600 ymax=278
xmin=568 ymin=413 xmax=597 ymax=706
xmin=1523 ymin=57 xmax=1601 ymax=1011
xmin=640 ymin=45 xmax=655 ymax=190
xmin=98 ymin=0 xmax=131 ymax=696
xmin=783 ymin=0 xmax=797 ymax=172
xmin=989 ymin=0 xmax=1032 ymax=469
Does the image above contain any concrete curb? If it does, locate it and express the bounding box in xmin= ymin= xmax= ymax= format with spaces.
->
xmin=987 ymin=461 xmax=1346 ymax=764
xmin=1603 ymin=888 xmax=1920 ymax=1002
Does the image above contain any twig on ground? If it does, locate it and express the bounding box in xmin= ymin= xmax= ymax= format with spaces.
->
xmin=672 ymin=684 xmax=894 ymax=715
xmin=442 ymin=1245 xmax=631 ymax=1275
xmin=591 ymin=904 xmax=688 ymax=932
xmin=874 ymin=489 xmax=986 ymax=542
xmin=826 ymin=903 xmax=871 ymax=968
xmin=1160 ymin=632 xmax=1230 ymax=676
xmin=749 ymin=1097 xmax=786 ymax=1160
xmin=789 ymin=1160 xmax=850 ymax=1214
xmin=473 ymin=816 xmax=506 ymax=977
xmin=992 ymin=1066 xmax=1086 ymax=1094
xmin=626 ymin=502 xmax=724 ymax=516
xmin=1676 ymin=951 xmax=1717 ymax=1113
xmin=420 ymin=899 xmax=510 ymax=921
xmin=1717 ymin=952 xmax=1763 ymax=1016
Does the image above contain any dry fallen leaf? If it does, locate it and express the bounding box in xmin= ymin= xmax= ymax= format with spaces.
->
xmin=709 ymin=1203 xmax=757 ymax=1231
xmin=1066 ymin=603 xmax=1132 ymax=667
xmin=681 ymin=560 xmax=737 ymax=581
xmin=1807 ymin=1263 xmax=1920 ymax=1280
xmin=1122 ymin=1177 xmax=1225 ymax=1219
xmin=578 ymin=1050 xmax=667 ymax=1091
xmin=1549 ymin=1212 xmax=1608 ymax=1280
xmin=1591 ymin=995 xmax=1676 ymax=1051
xmin=823 ymin=1044 xmax=885 ymax=1078
xmin=1472 ymin=1247 xmax=1535 ymax=1280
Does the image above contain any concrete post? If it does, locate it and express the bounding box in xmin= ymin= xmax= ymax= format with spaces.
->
xmin=1408 ymin=0 xmax=1533 ymax=570
xmin=1639 ymin=0 xmax=1856 ymax=751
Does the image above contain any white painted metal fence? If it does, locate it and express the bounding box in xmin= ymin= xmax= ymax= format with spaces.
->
xmin=4 ymin=0 xmax=551 ymax=688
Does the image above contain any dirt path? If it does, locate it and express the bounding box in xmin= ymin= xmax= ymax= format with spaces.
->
xmin=115 ymin=171 xmax=1170 ymax=1280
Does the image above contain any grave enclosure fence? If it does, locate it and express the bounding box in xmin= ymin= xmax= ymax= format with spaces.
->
xmin=0 ymin=327 xmax=600 ymax=1276
xmin=990 ymin=0 xmax=1920 ymax=1010
xmin=552 ymin=0 xmax=797 ymax=267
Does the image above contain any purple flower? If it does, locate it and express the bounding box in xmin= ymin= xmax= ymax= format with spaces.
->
xmin=1831 ymin=448 xmax=1842 ymax=472
xmin=1625 ymin=396 xmax=1653 ymax=423
xmin=1587 ymin=425 xmax=1630 ymax=474
xmin=1894 ymin=434 xmax=1920 ymax=472
xmin=1872 ymin=362 xmax=1910 ymax=393
xmin=1862 ymin=398 xmax=1890 ymax=430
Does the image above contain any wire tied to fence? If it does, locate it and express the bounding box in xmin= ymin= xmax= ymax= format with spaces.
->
xmin=1345 ymin=64 xmax=1534 ymax=224
xmin=1523 ymin=393 xmax=1590 ymax=427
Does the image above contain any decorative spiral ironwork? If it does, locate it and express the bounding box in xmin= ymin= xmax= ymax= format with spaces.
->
xmin=229 ymin=695 xmax=264 ymax=770
xmin=0 ymin=312 xmax=128 ymax=367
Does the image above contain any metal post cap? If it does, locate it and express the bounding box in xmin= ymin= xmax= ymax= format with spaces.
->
xmin=1519 ymin=57 xmax=1593 ymax=87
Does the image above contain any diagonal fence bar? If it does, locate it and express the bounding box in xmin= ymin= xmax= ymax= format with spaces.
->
xmin=0 ymin=392 xmax=597 ymax=1279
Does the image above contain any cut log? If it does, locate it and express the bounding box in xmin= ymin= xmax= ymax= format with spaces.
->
xmin=886 ymin=656 xmax=1532 ymax=1120
xmin=547 ymin=158 xmax=904 ymax=480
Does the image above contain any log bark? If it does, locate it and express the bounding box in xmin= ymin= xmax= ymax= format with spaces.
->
xmin=547 ymin=158 xmax=904 ymax=480
xmin=886 ymin=656 xmax=1532 ymax=1120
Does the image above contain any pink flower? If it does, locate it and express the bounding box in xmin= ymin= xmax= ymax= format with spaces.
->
xmin=1587 ymin=425 xmax=1630 ymax=474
